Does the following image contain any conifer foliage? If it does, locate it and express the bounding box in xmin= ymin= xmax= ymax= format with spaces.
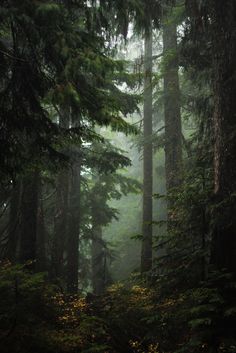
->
xmin=0 ymin=1 xmax=236 ymax=353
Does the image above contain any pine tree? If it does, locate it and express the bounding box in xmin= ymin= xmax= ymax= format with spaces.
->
xmin=66 ymin=161 xmax=81 ymax=293
xmin=208 ymin=0 xmax=236 ymax=275
xmin=141 ymin=24 xmax=153 ymax=273
xmin=36 ymin=177 xmax=47 ymax=272
xmin=163 ymin=4 xmax=182 ymax=201
xmin=6 ymin=180 xmax=22 ymax=262
xmin=19 ymin=171 xmax=39 ymax=265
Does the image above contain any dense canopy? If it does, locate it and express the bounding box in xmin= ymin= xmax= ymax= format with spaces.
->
xmin=0 ymin=1 xmax=236 ymax=352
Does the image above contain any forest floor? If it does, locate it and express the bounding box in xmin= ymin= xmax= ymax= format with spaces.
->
xmin=1 ymin=264 xmax=235 ymax=353
xmin=0 ymin=265 xmax=169 ymax=353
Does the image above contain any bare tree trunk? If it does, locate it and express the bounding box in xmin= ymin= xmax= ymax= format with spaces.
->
xmin=6 ymin=180 xmax=22 ymax=262
xmin=90 ymin=172 xmax=105 ymax=295
xmin=163 ymin=14 xmax=182 ymax=195
xmin=90 ymin=175 xmax=105 ymax=295
xmin=19 ymin=171 xmax=39 ymax=265
xmin=52 ymin=110 xmax=69 ymax=280
xmin=141 ymin=26 xmax=153 ymax=273
xmin=36 ymin=178 xmax=47 ymax=272
xmin=210 ymin=0 xmax=236 ymax=275
xmin=53 ymin=169 xmax=69 ymax=279
xmin=66 ymin=161 xmax=81 ymax=293
xmin=91 ymin=222 xmax=105 ymax=295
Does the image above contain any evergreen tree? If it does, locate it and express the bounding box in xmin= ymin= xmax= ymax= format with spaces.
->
xmin=6 ymin=180 xmax=22 ymax=262
xmin=66 ymin=161 xmax=81 ymax=293
xmin=141 ymin=24 xmax=153 ymax=273
xmin=19 ymin=171 xmax=39 ymax=265
xmin=163 ymin=4 xmax=182 ymax=197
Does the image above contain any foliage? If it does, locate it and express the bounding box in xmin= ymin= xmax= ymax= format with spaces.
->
xmin=0 ymin=0 xmax=139 ymax=183
xmin=0 ymin=262 xmax=112 ymax=353
xmin=0 ymin=1 xmax=236 ymax=353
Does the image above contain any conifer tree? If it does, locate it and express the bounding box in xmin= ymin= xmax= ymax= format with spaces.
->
xmin=19 ymin=172 xmax=39 ymax=265
xmin=6 ymin=180 xmax=22 ymax=262
xmin=208 ymin=0 xmax=236 ymax=275
xmin=66 ymin=161 xmax=81 ymax=293
xmin=141 ymin=24 xmax=153 ymax=273
xmin=163 ymin=4 xmax=182 ymax=200
xmin=36 ymin=177 xmax=47 ymax=272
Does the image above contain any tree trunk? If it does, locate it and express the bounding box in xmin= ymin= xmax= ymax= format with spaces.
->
xmin=19 ymin=171 xmax=39 ymax=265
xmin=66 ymin=161 xmax=81 ymax=293
xmin=53 ymin=169 xmax=69 ymax=279
xmin=91 ymin=210 xmax=105 ymax=295
xmin=6 ymin=180 xmax=22 ymax=262
xmin=163 ymin=14 xmax=182 ymax=194
xmin=210 ymin=0 xmax=236 ymax=275
xmin=52 ymin=110 xmax=69 ymax=280
xmin=141 ymin=26 xmax=153 ymax=273
xmin=36 ymin=178 xmax=47 ymax=272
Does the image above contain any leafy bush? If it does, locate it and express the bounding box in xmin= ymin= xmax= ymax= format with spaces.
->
xmin=0 ymin=262 xmax=111 ymax=353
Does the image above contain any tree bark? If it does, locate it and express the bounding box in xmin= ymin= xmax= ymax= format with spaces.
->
xmin=141 ymin=26 xmax=153 ymax=273
xmin=52 ymin=110 xmax=69 ymax=280
xmin=91 ymin=222 xmax=105 ymax=295
xmin=163 ymin=14 xmax=182 ymax=194
xmin=210 ymin=0 xmax=236 ymax=275
xmin=53 ymin=169 xmax=69 ymax=279
xmin=6 ymin=180 xmax=22 ymax=262
xmin=66 ymin=161 xmax=81 ymax=293
xmin=19 ymin=171 xmax=39 ymax=265
xmin=90 ymin=172 xmax=106 ymax=295
xmin=36 ymin=178 xmax=47 ymax=272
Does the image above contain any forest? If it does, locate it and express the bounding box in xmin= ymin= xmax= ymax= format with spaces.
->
xmin=0 ymin=0 xmax=236 ymax=352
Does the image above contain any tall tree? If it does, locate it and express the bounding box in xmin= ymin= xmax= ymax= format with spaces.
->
xmin=36 ymin=177 xmax=47 ymax=272
xmin=88 ymin=137 xmax=140 ymax=292
xmin=19 ymin=171 xmax=39 ymax=265
xmin=52 ymin=111 xmax=70 ymax=280
xmin=91 ymin=194 xmax=105 ymax=295
xmin=6 ymin=180 xmax=22 ymax=262
xmin=208 ymin=0 xmax=236 ymax=274
xmin=66 ymin=160 xmax=81 ymax=293
xmin=141 ymin=25 xmax=153 ymax=273
xmin=185 ymin=0 xmax=236 ymax=275
xmin=163 ymin=6 xmax=182 ymax=196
